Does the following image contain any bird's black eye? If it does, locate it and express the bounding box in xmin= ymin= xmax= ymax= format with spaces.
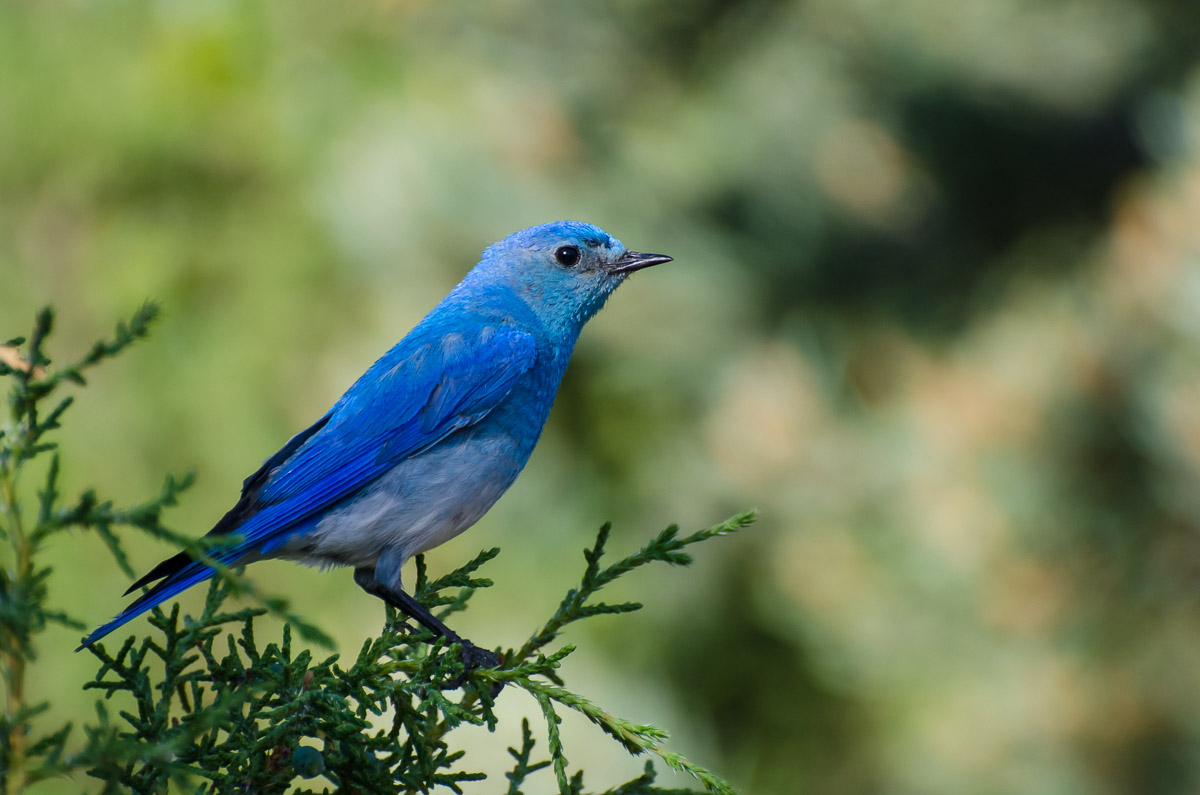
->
xmin=554 ymin=245 xmax=580 ymax=267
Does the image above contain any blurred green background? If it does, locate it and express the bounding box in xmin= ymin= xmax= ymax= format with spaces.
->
xmin=4 ymin=0 xmax=1200 ymax=792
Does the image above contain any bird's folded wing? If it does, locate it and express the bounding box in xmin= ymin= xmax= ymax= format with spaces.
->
xmin=226 ymin=324 xmax=538 ymax=551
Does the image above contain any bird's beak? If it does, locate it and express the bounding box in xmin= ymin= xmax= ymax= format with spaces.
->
xmin=607 ymin=250 xmax=673 ymax=275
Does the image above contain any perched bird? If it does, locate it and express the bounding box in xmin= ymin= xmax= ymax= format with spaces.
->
xmin=79 ymin=221 xmax=671 ymax=667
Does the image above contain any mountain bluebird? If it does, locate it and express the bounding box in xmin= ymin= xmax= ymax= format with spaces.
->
xmin=80 ymin=221 xmax=671 ymax=667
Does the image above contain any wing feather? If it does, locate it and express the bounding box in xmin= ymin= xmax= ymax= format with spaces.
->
xmin=133 ymin=323 xmax=537 ymax=580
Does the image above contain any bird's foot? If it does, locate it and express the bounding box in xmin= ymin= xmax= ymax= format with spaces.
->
xmin=459 ymin=641 xmax=500 ymax=671
xmin=447 ymin=640 xmax=503 ymax=697
xmin=384 ymin=615 xmax=417 ymax=636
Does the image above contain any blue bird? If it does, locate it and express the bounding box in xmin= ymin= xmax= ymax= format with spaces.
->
xmin=79 ymin=221 xmax=670 ymax=666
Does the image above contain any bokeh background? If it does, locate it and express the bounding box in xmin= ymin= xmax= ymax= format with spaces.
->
xmin=4 ymin=1 xmax=1200 ymax=793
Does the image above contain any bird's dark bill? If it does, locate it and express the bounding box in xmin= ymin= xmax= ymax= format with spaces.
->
xmin=608 ymin=251 xmax=673 ymax=274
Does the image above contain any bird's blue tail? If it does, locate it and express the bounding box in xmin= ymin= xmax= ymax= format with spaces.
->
xmin=76 ymin=561 xmax=217 ymax=651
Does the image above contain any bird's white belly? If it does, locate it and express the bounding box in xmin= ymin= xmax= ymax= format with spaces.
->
xmin=275 ymin=431 xmax=525 ymax=570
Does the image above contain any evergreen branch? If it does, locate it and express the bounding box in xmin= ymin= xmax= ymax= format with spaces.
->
xmin=597 ymin=761 xmax=706 ymax=795
xmin=517 ymin=677 xmax=734 ymax=795
xmin=49 ymin=302 xmax=160 ymax=389
xmin=534 ymin=690 xmax=571 ymax=795
xmin=414 ymin=547 xmax=500 ymax=608
xmin=512 ymin=511 xmax=757 ymax=663
xmin=503 ymin=718 xmax=552 ymax=795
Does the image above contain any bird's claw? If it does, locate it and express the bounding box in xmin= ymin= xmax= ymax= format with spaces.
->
xmin=460 ymin=642 xmax=500 ymax=670
xmin=446 ymin=642 xmax=503 ymax=697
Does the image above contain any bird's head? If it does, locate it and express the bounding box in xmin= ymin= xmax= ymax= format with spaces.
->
xmin=470 ymin=221 xmax=672 ymax=337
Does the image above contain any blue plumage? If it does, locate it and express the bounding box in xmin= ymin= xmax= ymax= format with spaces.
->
xmin=79 ymin=221 xmax=671 ymax=653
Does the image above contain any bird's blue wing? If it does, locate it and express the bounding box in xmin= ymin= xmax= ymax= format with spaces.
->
xmin=237 ymin=323 xmax=538 ymax=548
xmin=77 ymin=323 xmax=538 ymax=649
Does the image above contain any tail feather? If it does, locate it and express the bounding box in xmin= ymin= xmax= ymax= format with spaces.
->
xmin=81 ymin=476 xmax=325 ymax=649
xmin=77 ymin=562 xmax=217 ymax=651
xmin=123 ymin=550 xmax=192 ymax=595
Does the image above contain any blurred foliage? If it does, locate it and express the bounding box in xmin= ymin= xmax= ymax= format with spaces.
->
xmin=3 ymin=0 xmax=1200 ymax=793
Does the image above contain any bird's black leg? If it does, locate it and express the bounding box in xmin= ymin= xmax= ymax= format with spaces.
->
xmin=353 ymin=566 xmax=501 ymax=675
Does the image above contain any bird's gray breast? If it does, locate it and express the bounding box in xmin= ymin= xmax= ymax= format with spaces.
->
xmin=275 ymin=401 xmax=547 ymax=571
